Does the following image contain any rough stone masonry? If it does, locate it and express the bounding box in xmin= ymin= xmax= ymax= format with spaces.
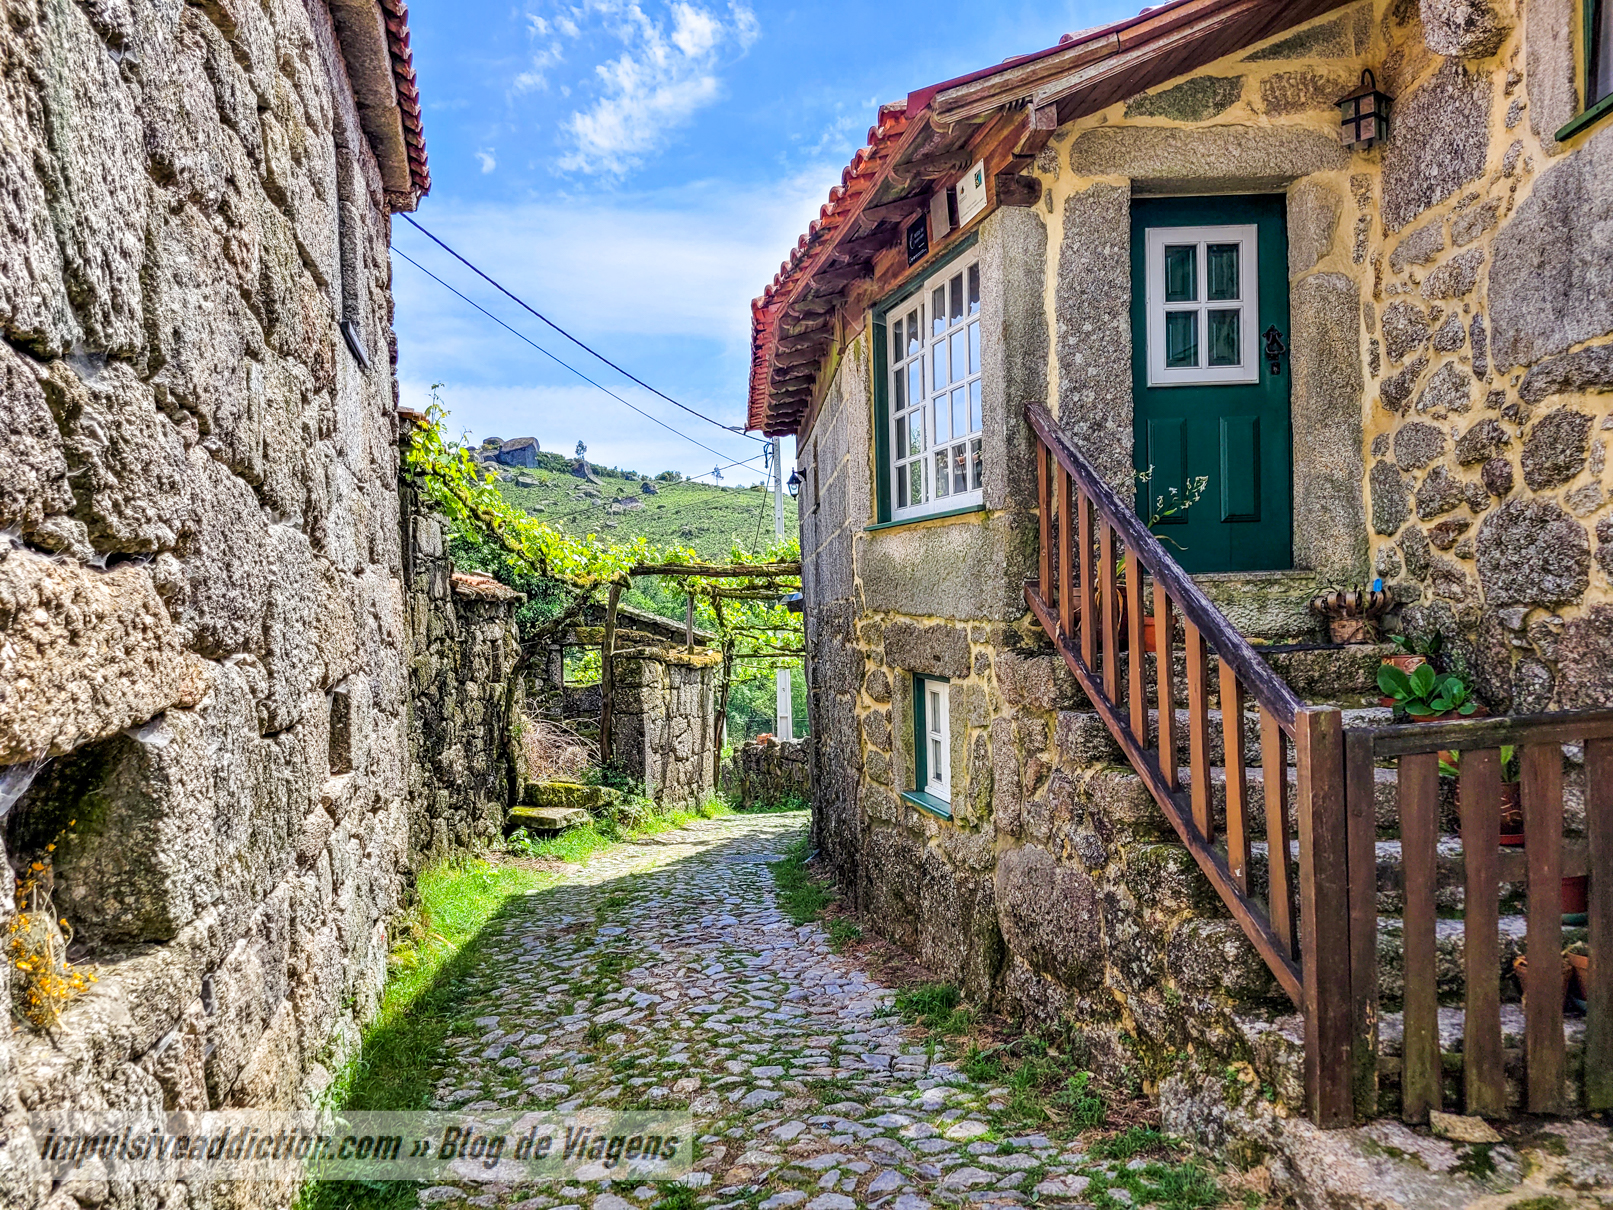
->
xmin=0 ymin=0 xmax=434 ymax=1203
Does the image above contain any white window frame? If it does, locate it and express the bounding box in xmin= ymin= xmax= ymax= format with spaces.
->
xmin=887 ymin=255 xmax=985 ymax=521
xmin=919 ymin=675 xmax=951 ymax=802
xmin=1144 ymin=224 xmax=1260 ymax=387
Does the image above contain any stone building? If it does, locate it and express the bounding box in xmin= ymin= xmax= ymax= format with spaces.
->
xmin=0 ymin=0 xmax=438 ymax=1198
xmin=749 ymin=0 xmax=1613 ymax=1175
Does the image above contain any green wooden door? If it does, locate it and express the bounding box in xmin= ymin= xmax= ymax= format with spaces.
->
xmin=1130 ymin=195 xmax=1292 ymax=574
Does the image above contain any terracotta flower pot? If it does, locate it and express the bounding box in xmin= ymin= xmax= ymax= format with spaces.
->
xmin=1499 ymin=783 xmax=1525 ymax=846
xmin=1568 ymin=951 xmax=1590 ymax=1003
xmin=1514 ymin=953 xmax=1578 ymax=1012
xmin=1562 ymin=875 xmax=1589 ymax=916
xmin=1383 ymin=654 xmax=1427 ymax=674
xmin=1457 ymin=780 xmax=1524 ymax=845
xmin=1108 ymin=586 xmax=1159 ymax=653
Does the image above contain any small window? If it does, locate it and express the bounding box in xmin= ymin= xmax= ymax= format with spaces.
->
xmin=1144 ymin=225 xmax=1259 ymax=387
xmin=913 ymin=675 xmax=951 ymax=802
xmin=1559 ymin=0 xmax=1613 ymax=138
xmin=1592 ymin=0 xmax=1612 ymax=109
xmin=886 ymin=256 xmax=984 ymax=521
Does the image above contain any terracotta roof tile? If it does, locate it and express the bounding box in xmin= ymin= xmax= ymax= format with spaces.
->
xmin=377 ymin=0 xmax=430 ymax=196
xmin=746 ymin=0 xmax=1349 ymax=437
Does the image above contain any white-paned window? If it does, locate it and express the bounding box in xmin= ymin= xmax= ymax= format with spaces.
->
xmin=917 ymin=675 xmax=951 ymax=802
xmin=1144 ymin=225 xmax=1259 ymax=387
xmin=889 ymin=258 xmax=983 ymax=519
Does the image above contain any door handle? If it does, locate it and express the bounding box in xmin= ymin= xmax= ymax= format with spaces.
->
xmin=1262 ymin=326 xmax=1287 ymax=376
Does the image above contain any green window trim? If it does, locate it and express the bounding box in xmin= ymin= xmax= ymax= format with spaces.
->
xmin=871 ymin=233 xmax=980 ymax=525
xmin=1557 ymin=92 xmax=1613 ymax=141
xmin=900 ymin=790 xmax=953 ymax=821
xmin=864 ymin=503 xmax=987 ymax=533
xmin=911 ymin=672 xmax=952 ymax=816
xmin=1558 ymin=0 xmax=1613 ymax=140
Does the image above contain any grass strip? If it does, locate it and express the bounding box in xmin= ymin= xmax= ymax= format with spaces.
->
xmin=303 ymin=800 xmax=736 ymax=1210
xmin=301 ymin=857 xmax=550 ymax=1210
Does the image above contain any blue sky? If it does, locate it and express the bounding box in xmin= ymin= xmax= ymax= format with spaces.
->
xmin=391 ymin=0 xmax=1136 ymax=483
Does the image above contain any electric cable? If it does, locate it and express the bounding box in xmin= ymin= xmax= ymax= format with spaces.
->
xmin=399 ymin=215 xmax=764 ymax=443
xmin=392 ymin=247 xmax=767 ymax=476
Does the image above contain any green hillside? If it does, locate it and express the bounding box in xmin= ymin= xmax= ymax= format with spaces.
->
xmin=483 ymin=449 xmax=798 ymax=561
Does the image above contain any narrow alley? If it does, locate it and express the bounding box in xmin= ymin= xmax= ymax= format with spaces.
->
xmin=414 ymin=813 xmax=1129 ymax=1210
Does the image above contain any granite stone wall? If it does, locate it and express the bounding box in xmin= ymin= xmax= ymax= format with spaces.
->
xmin=610 ymin=647 xmax=720 ymax=807
xmin=401 ymin=480 xmax=526 ymax=860
xmin=0 ymin=0 xmax=428 ymax=1201
xmin=721 ymin=737 xmax=811 ymax=808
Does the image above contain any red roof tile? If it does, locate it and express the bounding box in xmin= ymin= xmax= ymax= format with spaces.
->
xmin=378 ymin=0 xmax=430 ymax=196
xmin=746 ymin=0 xmax=1349 ymax=437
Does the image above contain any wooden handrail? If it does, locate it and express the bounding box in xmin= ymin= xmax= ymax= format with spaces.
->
xmin=1024 ymin=400 xmax=1304 ymax=731
xmin=1023 ymin=402 xmax=1352 ymax=1126
xmin=1356 ymin=706 xmax=1613 ymax=756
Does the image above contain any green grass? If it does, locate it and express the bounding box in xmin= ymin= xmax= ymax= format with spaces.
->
xmin=506 ymin=797 xmax=735 ymax=862
xmin=1092 ymin=1125 xmax=1166 ymax=1160
xmin=770 ymin=833 xmax=833 ymax=925
xmin=894 ymin=983 xmax=974 ymax=1036
xmin=300 ymin=857 xmax=551 ymax=1210
xmin=958 ymin=1036 xmax=1108 ymax=1138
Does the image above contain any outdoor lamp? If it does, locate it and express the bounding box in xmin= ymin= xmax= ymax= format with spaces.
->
xmin=1337 ymin=69 xmax=1391 ymax=150
xmin=786 ymin=469 xmax=802 ymax=498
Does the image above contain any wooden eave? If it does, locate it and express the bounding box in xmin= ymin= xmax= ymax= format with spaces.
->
xmin=747 ymin=0 xmax=1357 ymax=439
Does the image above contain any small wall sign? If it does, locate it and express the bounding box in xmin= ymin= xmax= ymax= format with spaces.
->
xmin=905 ymin=214 xmax=929 ymax=265
xmin=955 ymin=160 xmax=988 ymax=226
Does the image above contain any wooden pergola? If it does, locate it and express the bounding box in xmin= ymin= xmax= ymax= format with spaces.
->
xmin=597 ymin=561 xmax=803 ymax=759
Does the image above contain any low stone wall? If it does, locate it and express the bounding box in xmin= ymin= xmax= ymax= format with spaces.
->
xmin=722 ymin=737 xmax=811 ymax=808
xmin=611 ymin=646 xmax=720 ymax=806
xmin=402 ymin=485 xmax=526 ymax=861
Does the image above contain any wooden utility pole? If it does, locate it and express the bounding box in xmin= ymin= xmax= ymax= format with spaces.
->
xmin=599 ymin=582 xmax=622 ymax=765
xmin=773 ymin=437 xmax=793 ymax=742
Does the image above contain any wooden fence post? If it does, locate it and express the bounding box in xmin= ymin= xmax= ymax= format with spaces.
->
xmin=1295 ymin=706 xmax=1354 ymax=1127
xmin=1344 ymin=728 xmax=1380 ymax=1119
xmin=600 ymin=582 xmax=622 ymax=767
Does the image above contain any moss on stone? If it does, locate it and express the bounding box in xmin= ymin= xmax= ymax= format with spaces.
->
xmin=519 ymin=781 xmax=623 ymax=812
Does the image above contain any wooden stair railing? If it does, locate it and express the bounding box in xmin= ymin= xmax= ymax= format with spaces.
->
xmin=1024 ymin=401 xmax=1355 ymax=1127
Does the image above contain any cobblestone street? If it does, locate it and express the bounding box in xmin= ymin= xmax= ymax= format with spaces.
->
xmin=417 ymin=812 xmax=1120 ymax=1210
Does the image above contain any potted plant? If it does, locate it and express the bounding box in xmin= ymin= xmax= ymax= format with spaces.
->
xmin=1442 ymin=746 xmax=1524 ymax=846
xmin=1310 ymin=585 xmax=1390 ymax=644
xmin=1383 ymin=631 xmax=1441 ymax=679
xmin=1115 ymin=470 xmax=1208 ymax=652
xmin=1377 ymin=662 xmax=1480 ymax=721
xmin=1566 ymin=941 xmax=1589 ymax=1009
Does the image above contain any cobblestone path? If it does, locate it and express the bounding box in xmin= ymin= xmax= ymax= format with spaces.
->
xmin=417 ymin=812 xmax=1114 ymax=1210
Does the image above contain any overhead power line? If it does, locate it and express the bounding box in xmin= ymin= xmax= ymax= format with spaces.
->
xmin=399 ymin=214 xmax=763 ymax=444
xmin=391 ymin=247 xmax=767 ymax=478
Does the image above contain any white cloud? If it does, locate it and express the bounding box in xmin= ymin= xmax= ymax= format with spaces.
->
xmin=475 ymin=148 xmax=497 ymax=173
xmin=554 ymin=1 xmax=760 ymax=174
xmin=390 ymin=169 xmax=835 ymax=474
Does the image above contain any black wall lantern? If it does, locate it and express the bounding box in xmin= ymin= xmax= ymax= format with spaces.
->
xmin=1337 ymin=69 xmax=1392 ymax=149
xmin=786 ymin=469 xmax=802 ymax=498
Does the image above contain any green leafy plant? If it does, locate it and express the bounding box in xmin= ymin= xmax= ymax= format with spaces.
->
xmin=1389 ymin=631 xmax=1443 ymax=659
xmin=1377 ymin=661 xmax=1479 ymax=719
xmin=1136 ymin=465 xmax=1209 ymax=552
xmin=1439 ymin=744 xmax=1519 ymax=781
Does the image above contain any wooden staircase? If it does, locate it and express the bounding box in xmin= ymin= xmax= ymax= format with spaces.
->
xmin=1024 ymin=400 xmax=1612 ymax=1127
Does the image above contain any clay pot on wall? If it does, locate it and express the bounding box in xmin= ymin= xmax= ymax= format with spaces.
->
xmin=1311 ymin=587 xmax=1390 ymax=645
xmin=1110 ymin=590 xmax=1159 ymax=654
